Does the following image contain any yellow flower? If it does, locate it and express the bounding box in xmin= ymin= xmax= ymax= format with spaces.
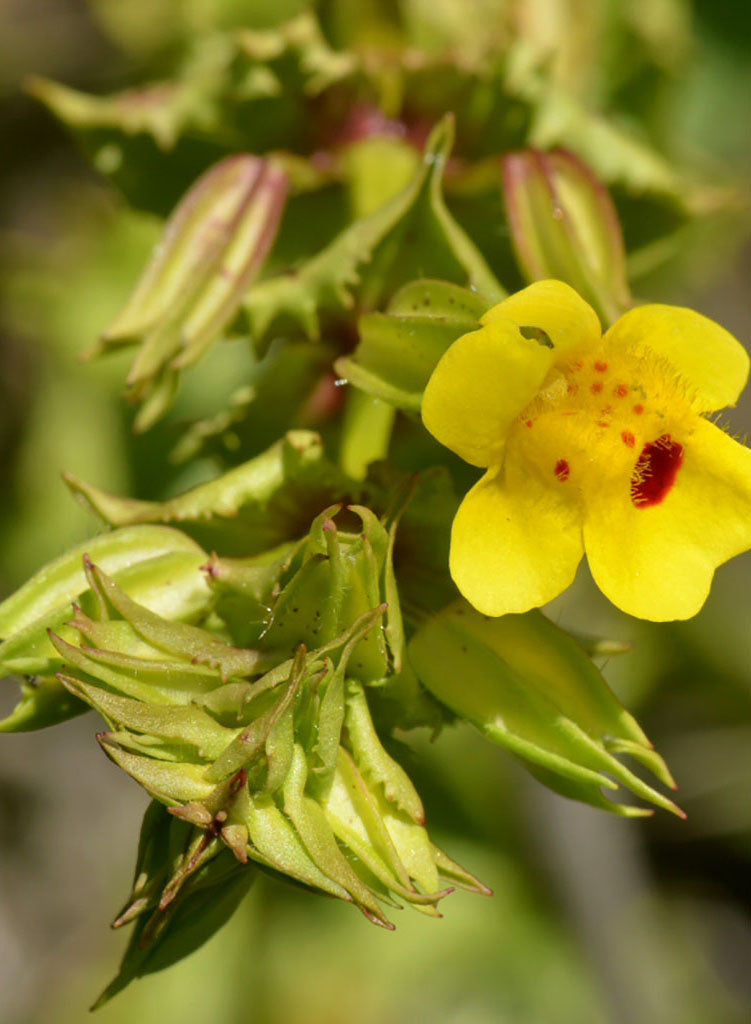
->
xmin=422 ymin=280 xmax=751 ymax=621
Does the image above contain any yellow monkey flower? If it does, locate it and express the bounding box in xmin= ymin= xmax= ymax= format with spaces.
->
xmin=421 ymin=280 xmax=751 ymax=621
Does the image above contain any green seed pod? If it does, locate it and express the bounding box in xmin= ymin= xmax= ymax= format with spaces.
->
xmin=0 ymin=526 xmax=212 ymax=729
xmin=408 ymin=600 xmax=682 ymax=818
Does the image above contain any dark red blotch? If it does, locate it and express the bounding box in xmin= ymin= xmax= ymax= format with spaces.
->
xmin=631 ymin=434 xmax=683 ymax=507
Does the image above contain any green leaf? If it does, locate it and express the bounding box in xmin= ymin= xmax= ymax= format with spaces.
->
xmin=236 ymin=13 xmax=358 ymax=97
xmin=243 ymin=116 xmax=504 ymax=348
xmin=94 ymin=852 xmax=255 ymax=1009
xmin=65 ymin=431 xmax=352 ymax=556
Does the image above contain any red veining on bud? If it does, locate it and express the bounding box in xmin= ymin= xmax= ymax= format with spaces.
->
xmin=631 ymin=434 xmax=684 ymax=507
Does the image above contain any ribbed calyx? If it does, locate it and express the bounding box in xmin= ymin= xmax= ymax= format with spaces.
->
xmin=39 ymin=505 xmax=487 ymax=1005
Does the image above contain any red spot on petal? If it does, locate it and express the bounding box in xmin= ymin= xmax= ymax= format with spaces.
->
xmin=567 ymin=382 xmax=579 ymax=394
xmin=596 ymin=420 xmax=610 ymax=428
xmin=621 ymin=430 xmax=635 ymax=448
xmin=631 ymin=434 xmax=684 ymax=507
xmin=525 ymin=419 xmax=534 ymax=428
xmin=615 ymin=384 xmax=629 ymax=398
xmin=594 ymin=360 xmax=608 ymax=372
xmin=573 ymin=359 xmax=584 ymax=370
xmin=554 ymin=459 xmax=570 ymax=482
xmin=591 ymin=381 xmax=603 ymax=393
xmin=633 ymin=403 xmax=644 ymax=415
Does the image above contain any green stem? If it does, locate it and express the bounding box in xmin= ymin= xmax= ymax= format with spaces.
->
xmin=338 ymin=390 xmax=396 ymax=480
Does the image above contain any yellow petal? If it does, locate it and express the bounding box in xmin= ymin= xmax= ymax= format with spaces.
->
xmin=584 ymin=417 xmax=751 ymax=621
xmin=481 ymin=280 xmax=601 ymax=362
xmin=450 ymin=458 xmax=585 ymax=616
xmin=422 ymin=320 xmax=553 ymax=468
xmin=605 ymin=304 xmax=749 ymax=412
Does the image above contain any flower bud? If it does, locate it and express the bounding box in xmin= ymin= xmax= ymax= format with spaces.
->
xmin=89 ymin=154 xmax=288 ymax=430
xmin=502 ymin=148 xmax=631 ymax=325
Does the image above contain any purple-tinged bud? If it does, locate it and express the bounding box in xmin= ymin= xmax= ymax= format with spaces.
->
xmin=92 ymin=154 xmax=288 ymax=430
xmin=502 ymin=148 xmax=631 ymax=326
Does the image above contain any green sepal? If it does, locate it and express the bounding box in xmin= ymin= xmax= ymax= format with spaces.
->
xmin=308 ymin=660 xmax=344 ymax=794
xmin=98 ymin=733 xmax=216 ymax=804
xmin=57 ymin=611 xmax=229 ymax=699
xmin=204 ymin=646 xmax=305 ymax=783
xmin=282 ymin=743 xmax=393 ymax=927
xmin=335 ymin=278 xmax=489 ymax=411
xmin=263 ymin=704 xmax=295 ymax=795
xmin=385 ymin=278 xmax=491 ymax=320
xmin=304 ymin=605 xmax=390 ymax=798
xmin=429 ymin=845 xmax=492 ymax=896
xmin=59 ymin=675 xmax=239 ymax=761
xmin=89 ymin=154 xmax=287 ymax=428
xmin=83 ymin=563 xmax=261 ymax=681
xmin=502 ymin=148 xmax=632 ymax=326
xmin=203 ymin=542 xmax=300 ymax=602
xmin=263 ymin=508 xmax=392 ymax=682
xmin=234 ymin=786 xmax=349 ymax=899
xmin=524 ymin=763 xmax=655 ymax=819
xmin=344 ymin=681 xmax=425 ymax=824
xmin=325 ymin=748 xmax=442 ymax=910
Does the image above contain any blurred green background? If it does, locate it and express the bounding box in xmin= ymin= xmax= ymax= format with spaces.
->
xmin=1 ymin=2 xmax=751 ymax=1022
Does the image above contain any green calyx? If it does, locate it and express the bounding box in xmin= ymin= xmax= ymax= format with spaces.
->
xmin=11 ymin=501 xmax=487 ymax=1006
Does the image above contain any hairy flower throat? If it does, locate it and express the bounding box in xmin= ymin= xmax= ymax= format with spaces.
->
xmin=511 ymin=345 xmax=695 ymax=507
